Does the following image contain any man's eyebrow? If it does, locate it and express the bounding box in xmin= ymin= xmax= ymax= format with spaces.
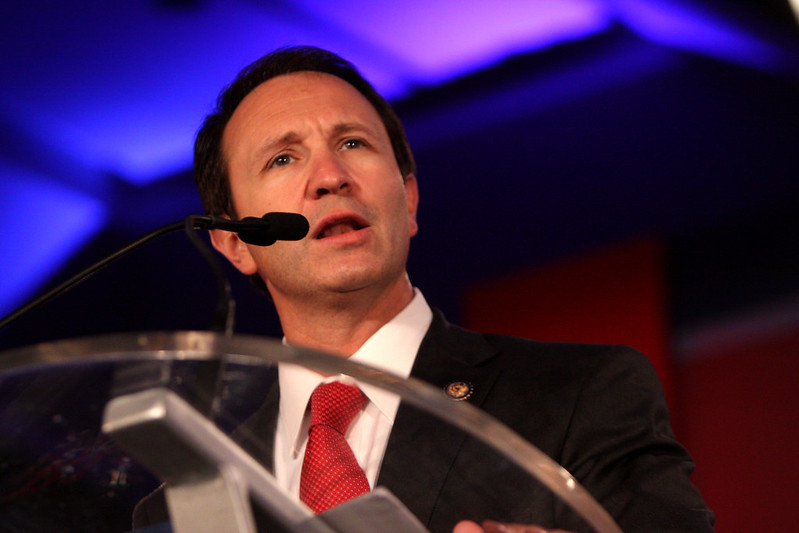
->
xmin=330 ymin=122 xmax=379 ymax=138
xmin=252 ymin=131 xmax=302 ymax=163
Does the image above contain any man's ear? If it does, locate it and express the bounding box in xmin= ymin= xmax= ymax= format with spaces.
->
xmin=209 ymin=223 xmax=258 ymax=275
xmin=405 ymin=173 xmax=419 ymax=237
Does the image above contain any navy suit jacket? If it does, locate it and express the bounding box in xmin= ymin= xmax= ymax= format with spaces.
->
xmin=134 ymin=310 xmax=714 ymax=532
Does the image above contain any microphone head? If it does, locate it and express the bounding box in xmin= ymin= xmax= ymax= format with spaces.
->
xmin=237 ymin=212 xmax=309 ymax=246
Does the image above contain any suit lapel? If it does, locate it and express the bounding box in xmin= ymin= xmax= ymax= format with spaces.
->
xmin=377 ymin=310 xmax=501 ymax=527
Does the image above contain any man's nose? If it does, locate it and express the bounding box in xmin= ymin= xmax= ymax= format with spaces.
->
xmin=308 ymin=151 xmax=352 ymax=198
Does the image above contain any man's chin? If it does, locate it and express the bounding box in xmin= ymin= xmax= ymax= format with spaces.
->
xmin=318 ymin=270 xmax=404 ymax=299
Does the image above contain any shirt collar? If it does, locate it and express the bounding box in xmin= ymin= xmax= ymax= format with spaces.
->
xmin=278 ymin=289 xmax=433 ymax=453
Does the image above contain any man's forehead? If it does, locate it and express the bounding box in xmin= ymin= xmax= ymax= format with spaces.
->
xmin=222 ymin=71 xmax=385 ymax=156
xmin=236 ymin=71 xmax=374 ymax=121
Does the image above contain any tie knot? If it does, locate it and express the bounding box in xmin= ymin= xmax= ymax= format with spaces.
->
xmin=309 ymin=382 xmax=365 ymax=434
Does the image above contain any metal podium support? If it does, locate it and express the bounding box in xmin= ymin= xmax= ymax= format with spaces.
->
xmin=102 ymin=387 xmax=322 ymax=533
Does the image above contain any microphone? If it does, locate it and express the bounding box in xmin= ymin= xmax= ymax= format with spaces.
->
xmin=197 ymin=212 xmax=309 ymax=246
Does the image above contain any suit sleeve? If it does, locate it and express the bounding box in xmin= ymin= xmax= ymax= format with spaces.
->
xmin=557 ymin=345 xmax=714 ymax=532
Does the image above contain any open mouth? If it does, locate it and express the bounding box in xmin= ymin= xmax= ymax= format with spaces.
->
xmin=314 ymin=216 xmax=367 ymax=239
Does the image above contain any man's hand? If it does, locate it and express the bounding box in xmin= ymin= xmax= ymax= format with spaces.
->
xmin=453 ymin=520 xmax=574 ymax=533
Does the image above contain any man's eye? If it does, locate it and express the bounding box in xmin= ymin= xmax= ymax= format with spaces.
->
xmin=341 ymin=139 xmax=364 ymax=150
xmin=271 ymin=154 xmax=293 ymax=167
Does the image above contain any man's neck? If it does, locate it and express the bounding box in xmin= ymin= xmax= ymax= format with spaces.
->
xmin=272 ymin=275 xmax=415 ymax=357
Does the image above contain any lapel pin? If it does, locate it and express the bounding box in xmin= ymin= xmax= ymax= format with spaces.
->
xmin=444 ymin=381 xmax=473 ymax=401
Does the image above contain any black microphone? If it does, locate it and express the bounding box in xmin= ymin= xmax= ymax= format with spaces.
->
xmin=197 ymin=212 xmax=309 ymax=246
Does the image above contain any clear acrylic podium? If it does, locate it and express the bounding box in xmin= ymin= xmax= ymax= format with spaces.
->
xmin=0 ymin=332 xmax=621 ymax=533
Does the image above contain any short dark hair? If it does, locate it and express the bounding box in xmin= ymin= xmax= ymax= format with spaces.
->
xmin=194 ymin=46 xmax=416 ymax=217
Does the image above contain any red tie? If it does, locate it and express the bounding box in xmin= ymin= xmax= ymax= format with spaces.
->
xmin=299 ymin=382 xmax=370 ymax=514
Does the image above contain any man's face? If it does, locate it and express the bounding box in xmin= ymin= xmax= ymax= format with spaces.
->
xmin=214 ymin=72 xmax=418 ymax=303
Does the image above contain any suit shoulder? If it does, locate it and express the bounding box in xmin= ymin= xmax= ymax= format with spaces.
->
xmin=480 ymin=328 xmax=649 ymax=373
xmin=428 ymin=310 xmax=652 ymax=378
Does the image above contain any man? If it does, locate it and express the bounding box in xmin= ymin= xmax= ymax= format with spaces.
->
xmin=135 ymin=46 xmax=714 ymax=532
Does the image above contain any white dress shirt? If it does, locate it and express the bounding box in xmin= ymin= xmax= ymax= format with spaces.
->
xmin=273 ymin=290 xmax=433 ymax=498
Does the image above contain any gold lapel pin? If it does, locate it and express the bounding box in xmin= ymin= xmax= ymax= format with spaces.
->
xmin=444 ymin=381 xmax=473 ymax=401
